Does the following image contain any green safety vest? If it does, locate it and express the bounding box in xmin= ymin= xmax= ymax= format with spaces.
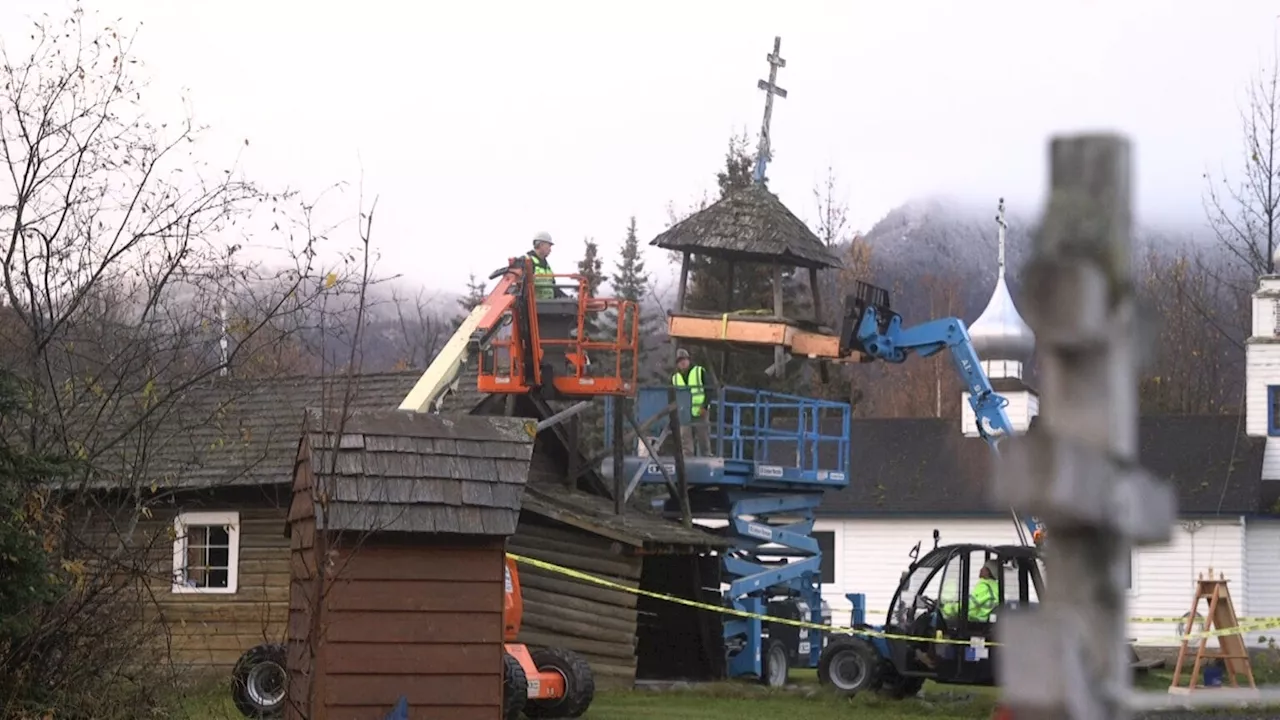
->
xmin=942 ymin=576 xmax=999 ymax=622
xmin=672 ymin=365 xmax=706 ymax=417
xmin=528 ymin=252 xmax=554 ymax=299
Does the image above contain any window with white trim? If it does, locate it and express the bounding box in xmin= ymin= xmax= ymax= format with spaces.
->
xmin=172 ymin=511 xmax=240 ymax=594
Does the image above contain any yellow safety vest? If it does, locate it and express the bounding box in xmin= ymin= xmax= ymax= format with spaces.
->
xmin=528 ymin=252 xmax=554 ymax=299
xmin=672 ymin=365 xmax=706 ymax=417
xmin=942 ymin=577 xmax=999 ymax=622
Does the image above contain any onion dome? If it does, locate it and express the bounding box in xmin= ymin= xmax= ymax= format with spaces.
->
xmin=968 ymin=198 xmax=1035 ymax=362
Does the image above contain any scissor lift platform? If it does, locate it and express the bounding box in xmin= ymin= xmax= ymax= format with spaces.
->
xmin=601 ymin=385 xmax=851 ymax=682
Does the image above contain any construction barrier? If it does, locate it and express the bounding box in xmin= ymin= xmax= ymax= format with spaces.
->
xmin=505 ymin=552 xmax=1280 ymax=648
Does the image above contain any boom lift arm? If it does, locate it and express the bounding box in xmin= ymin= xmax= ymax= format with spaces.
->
xmin=838 ymin=282 xmax=1043 ymax=546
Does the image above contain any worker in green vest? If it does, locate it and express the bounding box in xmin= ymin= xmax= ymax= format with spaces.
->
xmin=942 ymin=559 xmax=1001 ymax=623
xmin=527 ymin=232 xmax=559 ymax=300
xmin=672 ymin=348 xmax=712 ymax=456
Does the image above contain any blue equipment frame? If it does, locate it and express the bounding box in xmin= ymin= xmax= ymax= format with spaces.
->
xmin=602 ymin=385 xmax=852 ymax=679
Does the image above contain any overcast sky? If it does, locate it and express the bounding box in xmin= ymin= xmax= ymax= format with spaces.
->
xmin=3 ymin=0 xmax=1279 ymax=295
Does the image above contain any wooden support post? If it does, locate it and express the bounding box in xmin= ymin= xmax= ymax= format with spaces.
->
xmin=809 ymin=266 xmax=829 ymax=384
xmin=566 ymin=415 xmax=579 ymax=490
xmin=612 ymin=396 xmax=625 ymax=515
xmin=770 ymin=263 xmax=786 ymax=377
xmin=1168 ymin=569 xmax=1257 ymax=697
xmin=666 ymin=385 xmax=692 ymax=529
xmin=721 ymin=261 xmax=736 ymax=380
xmin=672 ymin=251 xmax=691 ymax=364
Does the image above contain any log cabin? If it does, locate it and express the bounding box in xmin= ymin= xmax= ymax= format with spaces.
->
xmin=71 ymin=368 xmax=728 ymax=688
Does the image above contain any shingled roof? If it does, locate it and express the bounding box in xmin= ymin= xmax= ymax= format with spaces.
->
xmin=87 ymin=370 xmax=424 ymax=490
xmin=437 ymin=366 xmax=726 ymax=550
xmin=293 ymin=409 xmax=535 ymax=535
xmin=521 ymin=484 xmax=730 ymax=550
xmin=651 ymin=184 xmax=843 ymax=269
xmin=815 ymin=415 xmax=1267 ymax=517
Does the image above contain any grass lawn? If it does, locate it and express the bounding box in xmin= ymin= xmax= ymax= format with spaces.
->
xmin=176 ymin=668 xmax=1226 ymax=720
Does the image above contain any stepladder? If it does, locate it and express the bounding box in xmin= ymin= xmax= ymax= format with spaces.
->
xmin=1168 ymin=569 xmax=1257 ymax=695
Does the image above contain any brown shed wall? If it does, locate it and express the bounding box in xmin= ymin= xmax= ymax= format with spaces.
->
xmin=287 ymin=537 xmax=506 ymax=720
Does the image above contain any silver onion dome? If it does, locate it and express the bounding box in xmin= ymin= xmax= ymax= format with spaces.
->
xmin=968 ymin=198 xmax=1035 ymax=361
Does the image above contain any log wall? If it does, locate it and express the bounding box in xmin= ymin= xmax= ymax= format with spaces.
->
xmin=507 ymin=517 xmax=642 ymax=688
xmin=71 ymin=494 xmax=290 ymax=673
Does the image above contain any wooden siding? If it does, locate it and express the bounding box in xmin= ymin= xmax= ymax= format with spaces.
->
xmin=289 ymin=540 xmax=506 ymax=720
xmin=1246 ymin=341 xmax=1280 ymax=438
xmin=72 ymin=496 xmax=289 ymax=672
xmin=508 ymin=517 xmax=642 ymax=687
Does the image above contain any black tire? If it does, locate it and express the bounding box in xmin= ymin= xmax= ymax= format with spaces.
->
xmin=503 ymin=652 xmax=529 ymax=720
xmin=877 ymin=669 xmax=924 ymax=699
xmin=522 ymin=647 xmax=595 ymax=719
xmin=760 ymin=638 xmax=790 ymax=688
xmin=231 ymin=643 xmax=288 ymax=718
xmin=817 ymin=636 xmax=880 ymax=697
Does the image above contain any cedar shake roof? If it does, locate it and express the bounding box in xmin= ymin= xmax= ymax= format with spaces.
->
xmin=85 ymin=370 xmax=424 ymax=491
xmin=520 ymin=484 xmax=730 ymax=550
xmin=814 ymin=414 xmax=1267 ymax=517
xmin=650 ymin=184 xmax=842 ymax=269
xmin=295 ymin=409 xmax=535 ymax=535
xmin=439 ymin=365 xmax=726 ymax=550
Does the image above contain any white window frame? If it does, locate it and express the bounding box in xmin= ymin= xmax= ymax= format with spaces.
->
xmin=811 ymin=526 xmax=842 ymax=586
xmin=171 ymin=511 xmax=240 ymax=595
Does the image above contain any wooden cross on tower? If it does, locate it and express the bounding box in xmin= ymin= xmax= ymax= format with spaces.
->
xmin=752 ymin=36 xmax=787 ymax=185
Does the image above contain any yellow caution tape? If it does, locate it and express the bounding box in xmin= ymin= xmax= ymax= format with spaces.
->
xmin=505 ymin=552 xmax=1280 ymax=649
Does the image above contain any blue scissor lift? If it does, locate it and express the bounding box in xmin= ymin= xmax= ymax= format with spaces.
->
xmin=601 ymin=385 xmax=852 ymax=684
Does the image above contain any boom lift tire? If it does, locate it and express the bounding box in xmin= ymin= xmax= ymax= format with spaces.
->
xmin=876 ymin=669 xmax=924 ymax=699
xmin=502 ymin=651 xmax=529 ymax=720
xmin=230 ymin=642 xmax=288 ymax=718
xmin=816 ymin=635 xmax=879 ymax=697
xmin=760 ymin=638 xmax=790 ymax=688
xmin=522 ymin=647 xmax=595 ymax=718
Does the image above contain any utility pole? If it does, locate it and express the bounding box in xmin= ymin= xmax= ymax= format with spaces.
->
xmin=992 ymin=134 xmax=1178 ymax=719
xmin=752 ymin=36 xmax=787 ymax=185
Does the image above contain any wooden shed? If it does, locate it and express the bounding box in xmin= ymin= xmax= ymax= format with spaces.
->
xmin=284 ymin=408 xmax=536 ymax=720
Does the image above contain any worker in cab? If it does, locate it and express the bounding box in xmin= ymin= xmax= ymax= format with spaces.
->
xmin=527 ymin=232 xmax=563 ymax=300
xmin=672 ymin=348 xmax=712 ymax=456
xmin=942 ymin=559 xmax=1001 ymax=623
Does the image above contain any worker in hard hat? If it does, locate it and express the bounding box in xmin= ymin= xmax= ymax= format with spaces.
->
xmin=672 ymin=348 xmax=712 ymax=456
xmin=527 ymin=232 xmax=562 ymax=300
xmin=941 ymin=559 xmax=1001 ymax=623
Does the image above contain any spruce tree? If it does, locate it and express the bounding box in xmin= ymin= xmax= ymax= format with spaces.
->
xmin=576 ymin=238 xmax=605 ymax=337
xmin=608 ymin=217 xmax=662 ymax=382
xmin=453 ymin=273 xmax=488 ymax=330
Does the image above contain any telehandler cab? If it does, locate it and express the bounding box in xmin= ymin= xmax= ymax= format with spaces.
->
xmin=817 ymin=537 xmax=1161 ymax=699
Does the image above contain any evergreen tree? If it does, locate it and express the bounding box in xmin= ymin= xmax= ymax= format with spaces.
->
xmin=0 ymin=370 xmax=78 ymax=707
xmin=576 ymin=238 xmax=605 ymax=337
xmin=608 ymin=217 xmax=662 ymax=382
xmin=453 ymin=273 xmax=488 ymax=330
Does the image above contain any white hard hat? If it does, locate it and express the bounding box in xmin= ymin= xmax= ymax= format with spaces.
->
xmin=533 ymin=231 xmax=554 ymax=247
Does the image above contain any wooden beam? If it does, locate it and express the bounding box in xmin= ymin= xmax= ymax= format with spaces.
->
xmin=810 ymin=266 xmax=829 ymax=384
